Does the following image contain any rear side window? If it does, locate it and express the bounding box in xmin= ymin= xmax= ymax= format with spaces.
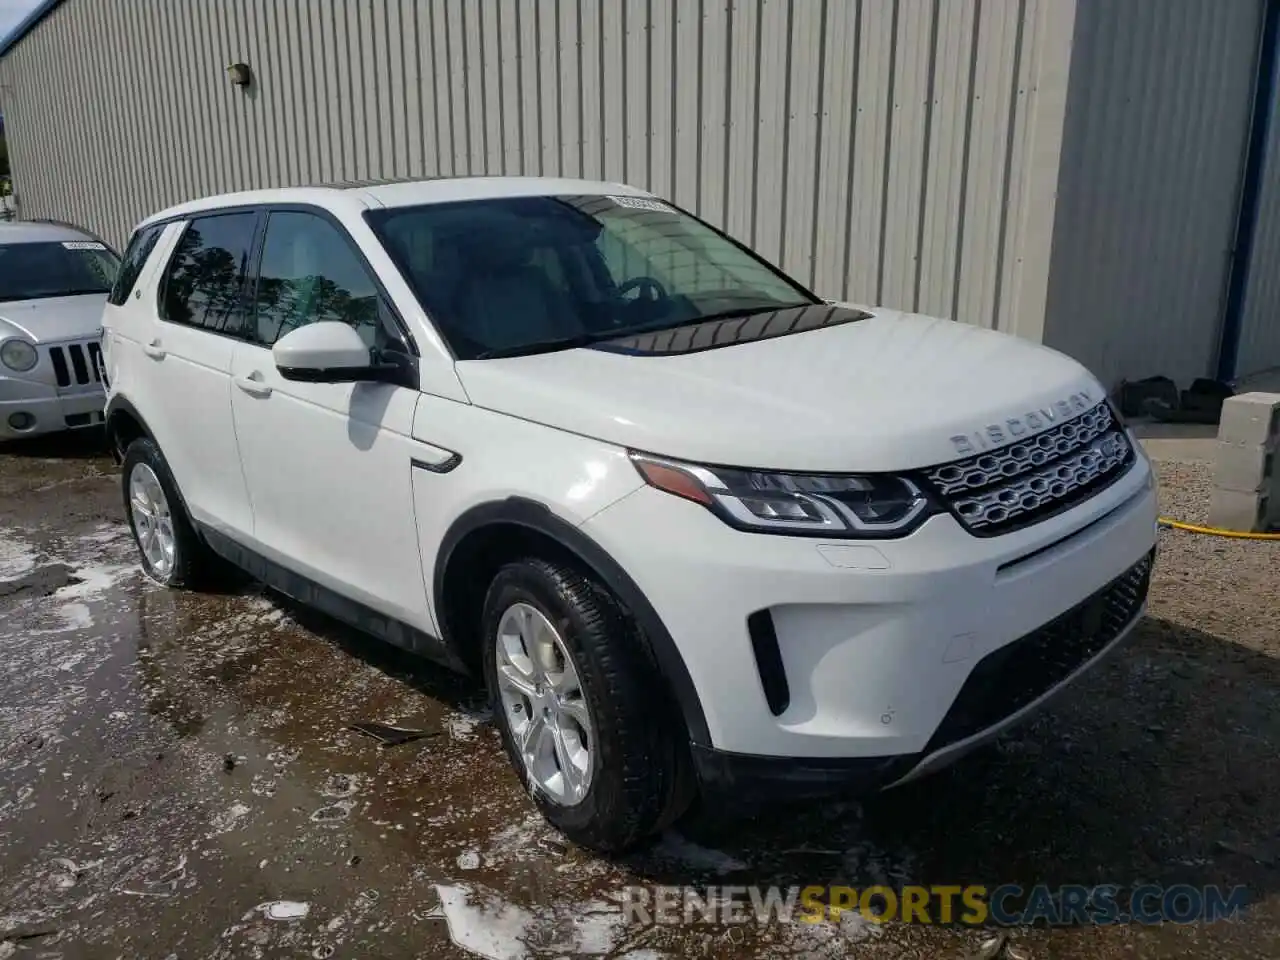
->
xmin=108 ymin=225 xmax=162 ymax=306
xmin=160 ymin=212 xmax=258 ymax=336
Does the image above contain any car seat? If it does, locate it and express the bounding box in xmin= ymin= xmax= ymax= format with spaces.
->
xmin=451 ymin=227 xmax=580 ymax=352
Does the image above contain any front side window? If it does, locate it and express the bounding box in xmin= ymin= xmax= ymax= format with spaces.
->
xmin=0 ymin=240 xmax=121 ymax=303
xmin=160 ymin=212 xmax=258 ymax=335
xmin=251 ymin=211 xmax=399 ymax=355
xmin=367 ymin=195 xmax=816 ymax=359
xmin=108 ymin=225 xmax=163 ymax=306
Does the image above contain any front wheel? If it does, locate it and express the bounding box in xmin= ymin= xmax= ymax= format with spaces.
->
xmin=481 ymin=557 xmax=691 ymax=853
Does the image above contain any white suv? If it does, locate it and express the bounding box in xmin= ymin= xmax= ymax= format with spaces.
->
xmin=101 ymin=177 xmax=1157 ymax=852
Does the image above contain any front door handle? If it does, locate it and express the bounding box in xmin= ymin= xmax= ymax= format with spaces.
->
xmin=234 ymin=373 xmax=273 ymax=398
xmin=142 ymin=339 xmax=166 ymax=360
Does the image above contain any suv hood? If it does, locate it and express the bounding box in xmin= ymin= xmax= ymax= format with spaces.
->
xmin=455 ymin=305 xmax=1106 ymax=473
xmin=0 ymin=294 xmax=108 ymax=344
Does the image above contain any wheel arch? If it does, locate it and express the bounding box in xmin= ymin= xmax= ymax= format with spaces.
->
xmin=105 ymin=394 xmax=153 ymax=465
xmin=434 ymin=497 xmax=711 ymax=746
xmin=108 ymin=396 xmax=203 ymax=546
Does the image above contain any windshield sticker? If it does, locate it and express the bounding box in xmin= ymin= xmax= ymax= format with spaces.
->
xmin=607 ymin=195 xmax=674 ymax=213
xmin=62 ymin=240 xmax=107 ymax=250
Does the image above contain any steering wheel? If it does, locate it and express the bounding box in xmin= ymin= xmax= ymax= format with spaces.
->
xmin=615 ymin=276 xmax=668 ymax=302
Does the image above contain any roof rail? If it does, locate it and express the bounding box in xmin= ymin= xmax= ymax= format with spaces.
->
xmin=313 ymin=175 xmax=460 ymax=190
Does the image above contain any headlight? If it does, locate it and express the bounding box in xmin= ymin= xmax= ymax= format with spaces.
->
xmin=630 ymin=452 xmax=935 ymax=538
xmin=0 ymin=338 xmax=37 ymax=372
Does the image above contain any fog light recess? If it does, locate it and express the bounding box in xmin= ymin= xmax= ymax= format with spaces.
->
xmin=8 ymin=411 xmax=36 ymax=431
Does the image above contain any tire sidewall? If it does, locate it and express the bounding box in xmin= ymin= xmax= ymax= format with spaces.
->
xmin=121 ymin=437 xmax=185 ymax=586
xmin=481 ymin=565 xmax=627 ymax=837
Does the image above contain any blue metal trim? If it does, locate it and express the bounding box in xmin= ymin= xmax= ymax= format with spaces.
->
xmin=1218 ymin=0 xmax=1280 ymax=382
xmin=0 ymin=0 xmax=64 ymax=60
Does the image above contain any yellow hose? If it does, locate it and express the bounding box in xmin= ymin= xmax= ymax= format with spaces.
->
xmin=1157 ymin=517 xmax=1280 ymax=540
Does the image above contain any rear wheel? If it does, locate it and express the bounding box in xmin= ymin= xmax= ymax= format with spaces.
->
xmin=121 ymin=437 xmax=220 ymax=588
xmin=481 ymin=557 xmax=691 ymax=853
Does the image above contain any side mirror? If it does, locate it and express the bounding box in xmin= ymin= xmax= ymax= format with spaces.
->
xmin=273 ymin=321 xmax=396 ymax=384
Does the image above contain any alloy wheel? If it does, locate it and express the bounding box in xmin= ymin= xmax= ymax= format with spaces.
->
xmin=494 ymin=601 xmax=595 ymax=806
xmin=129 ymin=462 xmax=175 ymax=580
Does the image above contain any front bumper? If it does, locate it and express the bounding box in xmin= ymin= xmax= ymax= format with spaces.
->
xmin=688 ymin=555 xmax=1150 ymax=803
xmin=581 ymin=448 xmax=1158 ymax=784
xmin=0 ymin=375 xmax=105 ymax=440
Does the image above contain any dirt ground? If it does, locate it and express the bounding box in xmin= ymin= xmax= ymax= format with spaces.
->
xmin=1 ymin=430 xmax=1278 ymax=960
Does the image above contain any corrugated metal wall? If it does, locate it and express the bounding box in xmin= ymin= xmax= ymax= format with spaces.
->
xmin=1041 ymin=0 xmax=1264 ymax=389
xmin=1238 ymin=75 xmax=1280 ymax=379
xmin=0 ymin=0 xmax=1073 ymax=338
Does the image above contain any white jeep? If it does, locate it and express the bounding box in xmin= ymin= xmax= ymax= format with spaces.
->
xmin=101 ymin=177 xmax=1157 ymax=852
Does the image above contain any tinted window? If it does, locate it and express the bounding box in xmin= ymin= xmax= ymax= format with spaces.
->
xmin=108 ymin=225 xmax=162 ymax=305
xmin=160 ymin=212 xmax=257 ymax=335
xmin=251 ymin=211 xmax=398 ymax=354
xmin=367 ymin=195 xmax=815 ymax=359
xmin=0 ymin=240 xmax=121 ymax=303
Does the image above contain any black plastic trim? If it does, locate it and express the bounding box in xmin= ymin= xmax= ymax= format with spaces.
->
xmin=276 ymin=358 xmax=415 ymax=389
xmin=48 ymin=346 xmax=70 ymax=387
xmin=434 ymin=497 xmax=712 ymax=746
xmin=67 ymin=343 xmax=89 ymax=383
xmin=925 ymin=548 xmax=1153 ymax=755
xmin=103 ymin=394 xmax=154 ymax=463
xmin=593 ymin=303 xmax=872 ymax=357
xmin=410 ymin=452 xmax=462 ymax=474
xmin=197 ymin=524 xmax=465 ymax=672
xmin=690 ymin=744 xmax=920 ymax=805
xmin=747 ymin=609 xmax=790 ymax=716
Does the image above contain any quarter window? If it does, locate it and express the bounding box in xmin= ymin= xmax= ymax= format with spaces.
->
xmin=160 ymin=212 xmax=258 ymax=335
xmin=108 ymin=224 xmax=162 ymax=306
xmin=251 ymin=211 xmax=396 ymax=354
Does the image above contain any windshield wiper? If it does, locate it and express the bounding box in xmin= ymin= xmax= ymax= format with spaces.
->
xmin=472 ymin=332 xmax=615 ymax=360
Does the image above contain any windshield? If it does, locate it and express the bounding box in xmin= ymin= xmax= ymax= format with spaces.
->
xmin=0 ymin=240 xmax=120 ymax=302
xmin=367 ymin=194 xmax=818 ymax=359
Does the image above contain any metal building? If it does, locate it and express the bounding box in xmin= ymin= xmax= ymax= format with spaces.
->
xmin=1 ymin=0 xmax=1277 ymax=389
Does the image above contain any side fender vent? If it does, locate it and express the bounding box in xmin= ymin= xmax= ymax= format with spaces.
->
xmin=747 ymin=609 xmax=790 ymax=716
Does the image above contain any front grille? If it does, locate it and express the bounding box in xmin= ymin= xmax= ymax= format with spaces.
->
xmin=47 ymin=341 xmax=103 ymax=390
xmin=924 ymin=549 xmax=1153 ymax=755
xmin=922 ymin=401 xmax=1135 ymax=536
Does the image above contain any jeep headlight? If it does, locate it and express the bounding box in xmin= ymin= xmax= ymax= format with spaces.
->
xmin=630 ymin=452 xmax=934 ymax=538
xmin=0 ymin=338 xmax=37 ymax=373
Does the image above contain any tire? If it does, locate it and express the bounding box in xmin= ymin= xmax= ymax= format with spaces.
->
xmin=121 ymin=437 xmax=221 ymax=588
xmin=481 ymin=557 xmax=692 ymax=853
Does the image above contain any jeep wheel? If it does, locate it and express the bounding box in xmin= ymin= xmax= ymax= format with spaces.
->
xmin=481 ymin=557 xmax=691 ymax=853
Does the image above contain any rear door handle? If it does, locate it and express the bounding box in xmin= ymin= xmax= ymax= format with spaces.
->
xmin=142 ymin=339 xmax=166 ymax=360
xmin=234 ymin=373 xmax=273 ymax=398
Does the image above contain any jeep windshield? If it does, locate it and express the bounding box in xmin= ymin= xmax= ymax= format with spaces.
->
xmin=0 ymin=241 xmax=120 ymax=302
xmin=366 ymin=194 xmax=820 ymax=360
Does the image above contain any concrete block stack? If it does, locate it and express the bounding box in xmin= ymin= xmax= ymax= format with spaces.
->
xmin=1208 ymin=392 xmax=1280 ymax=532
